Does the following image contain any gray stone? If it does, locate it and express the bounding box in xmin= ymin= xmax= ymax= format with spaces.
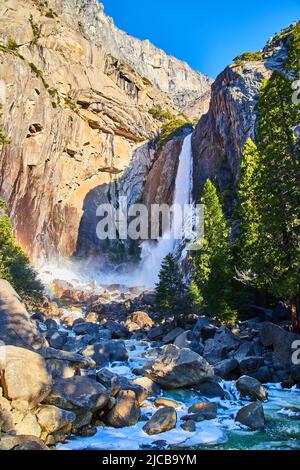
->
xmin=192 ymin=380 xmax=228 ymax=399
xmin=106 ymin=320 xmax=129 ymax=339
xmin=104 ymin=390 xmax=140 ymax=428
xmin=73 ymin=322 xmax=100 ymax=336
xmin=45 ymin=376 xmax=109 ymax=412
xmin=214 ymin=358 xmax=239 ymax=379
xmin=235 ymin=402 xmax=265 ymax=430
xmin=238 ymin=356 xmax=264 ymax=375
xmin=181 ymin=420 xmax=196 ymax=432
xmin=143 ymin=407 xmax=177 ymax=435
xmin=236 ymin=375 xmax=268 ymax=401
xmin=143 ymin=344 xmax=214 ymax=389
xmin=163 ymin=328 xmax=185 ymax=344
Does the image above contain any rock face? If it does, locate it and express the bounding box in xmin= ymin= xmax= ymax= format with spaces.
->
xmin=0 ymin=280 xmax=45 ymax=349
xmin=0 ymin=0 xmax=210 ymax=263
xmin=143 ymin=344 xmax=214 ymax=389
xmin=191 ymin=32 xmax=290 ymax=204
xmin=0 ymin=346 xmax=52 ymax=409
xmin=61 ymin=0 xmax=212 ymax=115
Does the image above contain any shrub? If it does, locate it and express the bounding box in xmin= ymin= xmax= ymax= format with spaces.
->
xmin=157 ymin=118 xmax=192 ymax=149
xmin=234 ymin=52 xmax=263 ymax=62
xmin=0 ymin=199 xmax=43 ymax=301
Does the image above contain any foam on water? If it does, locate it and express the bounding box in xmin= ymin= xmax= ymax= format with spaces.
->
xmin=58 ymin=339 xmax=300 ymax=451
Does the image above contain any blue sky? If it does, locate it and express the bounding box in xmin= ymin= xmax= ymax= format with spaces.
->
xmin=102 ymin=0 xmax=299 ymax=78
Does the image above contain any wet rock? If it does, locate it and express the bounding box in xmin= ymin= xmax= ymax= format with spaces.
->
xmin=154 ymin=398 xmax=181 ymax=409
xmin=235 ymin=402 xmax=265 ymax=430
xmin=143 ymin=407 xmax=177 ymax=435
xmin=125 ymin=311 xmax=154 ymax=332
xmin=214 ymin=358 xmax=239 ymax=379
xmin=104 ymin=390 xmax=140 ymax=428
xmin=143 ymin=344 xmax=214 ymax=389
xmin=106 ymin=320 xmax=129 ymax=339
xmin=163 ymin=328 xmax=185 ymax=344
xmin=236 ymin=376 xmax=268 ymax=401
xmin=36 ymin=405 xmax=76 ymax=435
xmin=192 ymin=380 xmax=228 ymax=399
xmin=81 ymin=340 xmax=128 ymax=366
xmin=0 ymin=346 xmax=52 ymax=409
xmin=188 ymin=402 xmax=218 ymax=418
xmin=180 ymin=420 xmax=196 ymax=432
xmin=140 ymin=291 xmax=156 ymax=308
xmin=44 ymin=376 xmax=109 ymax=412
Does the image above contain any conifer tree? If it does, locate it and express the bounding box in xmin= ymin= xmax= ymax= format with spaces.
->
xmin=0 ymin=199 xmax=43 ymax=301
xmin=192 ymin=179 xmax=236 ymax=322
xmin=235 ymin=25 xmax=300 ymax=330
xmin=155 ymin=254 xmax=188 ymax=324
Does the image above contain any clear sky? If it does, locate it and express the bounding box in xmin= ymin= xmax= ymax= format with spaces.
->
xmin=102 ymin=0 xmax=299 ymax=78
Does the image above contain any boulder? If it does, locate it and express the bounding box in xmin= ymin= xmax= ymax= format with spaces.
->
xmin=238 ymin=356 xmax=264 ymax=375
xmin=73 ymin=322 xmax=100 ymax=336
xmin=133 ymin=377 xmax=161 ymax=397
xmin=187 ymin=402 xmax=217 ymax=420
xmin=234 ymin=341 xmax=258 ymax=360
xmin=174 ymin=330 xmax=192 ymax=349
xmin=214 ymin=358 xmax=239 ymax=379
xmin=181 ymin=420 xmax=196 ymax=432
xmin=147 ymin=326 xmax=165 ymax=341
xmin=97 ymin=369 xmax=122 ymax=396
xmin=203 ymin=339 xmax=228 ymax=365
xmin=106 ymin=320 xmax=129 ymax=339
xmin=258 ymin=322 xmax=300 ymax=367
xmin=82 ymin=340 xmax=128 ymax=365
xmin=0 ymin=435 xmax=49 ymax=450
xmin=44 ymin=376 xmax=109 ymax=412
xmin=46 ymin=329 xmax=68 ymax=350
xmin=0 ymin=346 xmax=52 ymax=409
xmin=235 ymin=402 xmax=265 ymax=430
xmin=15 ymin=413 xmax=41 ymax=437
xmin=236 ymin=376 xmax=267 ymax=401
xmin=140 ymin=291 xmax=156 ymax=308
xmin=162 ymin=328 xmax=185 ymax=344
xmin=250 ymin=366 xmax=273 ymax=384
xmin=143 ymin=407 xmax=177 ymax=435
xmin=125 ymin=311 xmax=154 ymax=332
xmin=143 ymin=345 xmax=214 ymax=389
xmin=36 ymin=405 xmax=76 ymax=434
xmin=192 ymin=316 xmax=213 ymax=341
xmin=192 ymin=380 xmax=228 ymax=399
xmin=45 ymin=319 xmax=59 ymax=330
xmin=154 ymin=398 xmax=181 ymax=409
xmin=39 ymin=347 xmax=95 ymax=370
xmin=0 ymin=280 xmax=45 ymax=349
xmin=104 ymin=390 xmax=140 ymax=428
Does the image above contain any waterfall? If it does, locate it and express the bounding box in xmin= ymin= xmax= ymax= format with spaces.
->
xmin=139 ymin=133 xmax=194 ymax=287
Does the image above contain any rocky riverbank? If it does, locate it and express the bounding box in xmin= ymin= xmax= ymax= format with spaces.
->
xmin=0 ymin=278 xmax=299 ymax=450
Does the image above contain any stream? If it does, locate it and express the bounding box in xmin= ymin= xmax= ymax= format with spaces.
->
xmin=58 ymin=339 xmax=300 ymax=451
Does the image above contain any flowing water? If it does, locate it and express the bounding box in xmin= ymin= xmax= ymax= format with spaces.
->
xmin=59 ymin=340 xmax=300 ymax=451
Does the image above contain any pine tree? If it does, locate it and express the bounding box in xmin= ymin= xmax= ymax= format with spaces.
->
xmin=155 ymin=254 xmax=188 ymax=325
xmin=235 ymin=25 xmax=300 ymax=330
xmin=192 ymin=179 xmax=236 ymax=322
xmin=0 ymin=199 xmax=43 ymax=301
